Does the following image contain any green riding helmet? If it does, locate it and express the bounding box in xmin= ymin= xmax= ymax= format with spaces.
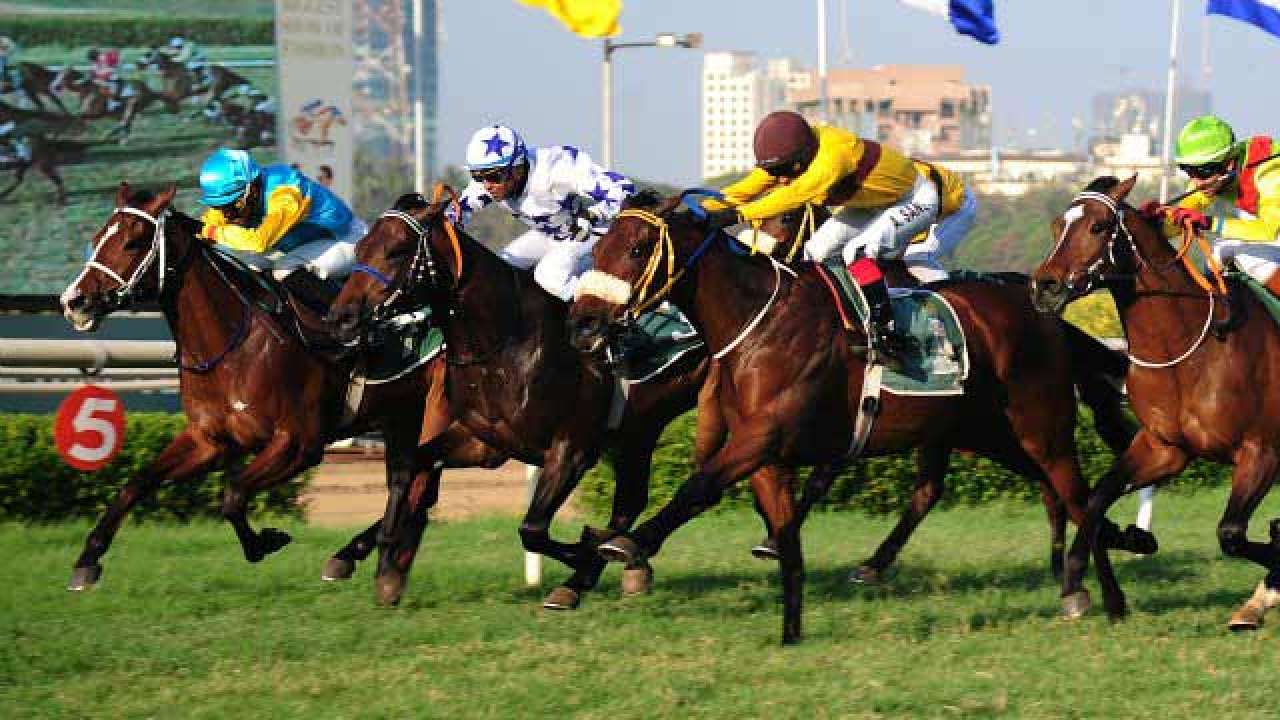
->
xmin=1174 ymin=115 xmax=1237 ymax=166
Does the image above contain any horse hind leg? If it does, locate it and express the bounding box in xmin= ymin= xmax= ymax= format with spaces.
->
xmin=850 ymin=443 xmax=951 ymax=585
xmin=1217 ymin=444 xmax=1280 ymax=631
xmin=69 ymin=430 xmax=224 ymax=590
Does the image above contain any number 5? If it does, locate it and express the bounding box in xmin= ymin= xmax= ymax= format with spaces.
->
xmin=71 ymin=398 xmax=118 ymax=463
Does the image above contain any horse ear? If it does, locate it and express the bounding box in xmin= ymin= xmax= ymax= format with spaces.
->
xmin=115 ymin=182 xmax=130 ymax=207
xmin=1112 ymin=174 xmax=1138 ymax=201
xmin=156 ymin=182 xmax=178 ymax=207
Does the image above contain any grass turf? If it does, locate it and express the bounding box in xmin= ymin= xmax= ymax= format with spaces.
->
xmin=3 ymin=488 xmax=1280 ymax=718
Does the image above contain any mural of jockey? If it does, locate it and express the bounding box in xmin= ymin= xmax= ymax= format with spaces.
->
xmin=289 ymin=98 xmax=347 ymax=148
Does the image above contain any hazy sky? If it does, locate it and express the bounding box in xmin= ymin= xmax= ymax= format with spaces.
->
xmin=438 ymin=0 xmax=1277 ymax=185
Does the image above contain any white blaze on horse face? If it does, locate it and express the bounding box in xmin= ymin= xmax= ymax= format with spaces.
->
xmin=60 ymin=220 xmax=120 ymax=307
xmin=1048 ymin=205 xmax=1086 ymax=263
xmin=574 ymin=269 xmax=632 ymax=306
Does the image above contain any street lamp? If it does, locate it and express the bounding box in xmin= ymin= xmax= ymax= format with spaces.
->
xmin=601 ymin=32 xmax=702 ymax=168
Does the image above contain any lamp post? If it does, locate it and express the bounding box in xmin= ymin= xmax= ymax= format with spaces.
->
xmin=601 ymin=31 xmax=702 ymax=168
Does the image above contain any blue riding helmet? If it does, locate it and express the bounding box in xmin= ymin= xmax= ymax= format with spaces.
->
xmin=199 ymin=148 xmax=260 ymax=207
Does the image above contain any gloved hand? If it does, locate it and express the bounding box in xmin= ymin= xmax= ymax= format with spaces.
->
xmin=571 ymin=216 xmax=594 ymax=243
xmin=1169 ymin=207 xmax=1211 ymax=232
xmin=1136 ymin=200 xmax=1166 ymax=222
xmin=705 ymin=207 xmax=742 ymax=230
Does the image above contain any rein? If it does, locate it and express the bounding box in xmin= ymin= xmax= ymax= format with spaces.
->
xmin=614 ymin=207 xmax=795 ymax=360
xmin=1066 ymin=190 xmax=1225 ymax=369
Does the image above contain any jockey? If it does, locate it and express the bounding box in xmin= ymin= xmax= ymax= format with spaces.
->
xmin=86 ymin=48 xmax=124 ymax=108
xmin=1164 ymin=115 xmax=1280 ymax=296
xmin=197 ymin=147 xmax=366 ymax=298
xmin=902 ymin=160 xmax=978 ymax=284
xmin=448 ymin=124 xmax=635 ymax=302
xmin=705 ymin=110 xmax=939 ymax=366
xmin=0 ymin=36 xmax=17 ymax=88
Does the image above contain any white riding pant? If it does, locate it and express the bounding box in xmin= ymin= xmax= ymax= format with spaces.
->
xmin=223 ymin=217 xmax=367 ymax=281
xmin=500 ymin=228 xmax=596 ymax=302
xmin=1213 ymin=238 xmax=1280 ymax=285
xmin=804 ymin=173 xmax=940 ymax=266
xmin=903 ymin=187 xmax=979 ymax=284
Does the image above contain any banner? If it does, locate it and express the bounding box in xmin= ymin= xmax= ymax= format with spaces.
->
xmin=1208 ymin=0 xmax=1280 ymax=39
xmin=276 ymin=0 xmax=355 ymax=202
xmin=517 ymin=0 xmax=622 ymax=38
xmin=899 ymin=0 xmax=1000 ymax=45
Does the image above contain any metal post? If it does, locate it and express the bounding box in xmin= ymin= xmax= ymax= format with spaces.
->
xmin=602 ymin=40 xmax=613 ymax=168
xmin=412 ymin=0 xmax=426 ymax=192
xmin=1143 ymin=0 xmax=1182 ymax=533
xmin=817 ymin=0 xmax=829 ymax=122
xmin=524 ymin=465 xmax=542 ymax=586
xmin=1158 ymin=0 xmax=1182 ymax=204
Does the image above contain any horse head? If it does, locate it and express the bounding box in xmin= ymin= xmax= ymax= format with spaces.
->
xmin=327 ymin=187 xmax=459 ymax=345
xmin=568 ymin=188 xmax=709 ymax=353
xmin=1031 ymin=174 xmax=1141 ymax=315
xmin=61 ymin=181 xmax=182 ymax=332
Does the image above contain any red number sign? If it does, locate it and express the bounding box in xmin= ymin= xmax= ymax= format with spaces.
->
xmin=54 ymin=385 xmax=127 ymax=472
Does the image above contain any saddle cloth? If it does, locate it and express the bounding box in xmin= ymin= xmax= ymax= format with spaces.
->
xmin=817 ymin=260 xmax=969 ymax=396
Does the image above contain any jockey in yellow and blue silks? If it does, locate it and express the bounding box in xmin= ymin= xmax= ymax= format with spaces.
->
xmin=1157 ymin=115 xmax=1280 ymax=297
xmin=704 ymin=111 xmax=939 ymax=367
xmin=198 ymin=148 xmax=366 ymax=290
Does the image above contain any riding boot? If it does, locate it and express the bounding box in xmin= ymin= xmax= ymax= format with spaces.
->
xmin=849 ymin=257 xmax=916 ymax=372
xmin=280 ymin=268 xmax=336 ymax=314
xmin=1211 ymin=279 xmax=1247 ymax=339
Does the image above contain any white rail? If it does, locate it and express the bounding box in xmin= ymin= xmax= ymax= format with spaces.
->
xmin=0 ymin=339 xmax=175 ymax=370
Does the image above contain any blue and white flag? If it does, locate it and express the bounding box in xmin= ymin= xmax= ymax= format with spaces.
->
xmin=900 ymin=0 xmax=1000 ymax=45
xmin=1208 ymin=0 xmax=1280 ymax=39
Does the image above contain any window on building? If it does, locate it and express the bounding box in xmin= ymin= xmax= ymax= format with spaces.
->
xmin=940 ymin=100 xmax=955 ymax=118
xmin=878 ymin=99 xmax=891 ymax=116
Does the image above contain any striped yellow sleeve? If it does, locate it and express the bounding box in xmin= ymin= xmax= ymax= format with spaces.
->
xmin=1163 ymin=187 xmax=1214 ymax=238
xmin=208 ymin=185 xmax=311 ymax=253
xmin=1221 ymin=159 xmax=1280 ymax=242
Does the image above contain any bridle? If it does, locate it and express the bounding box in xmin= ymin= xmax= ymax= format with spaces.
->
xmin=70 ymin=205 xmax=173 ymax=311
xmin=1050 ymin=190 xmax=1221 ymax=369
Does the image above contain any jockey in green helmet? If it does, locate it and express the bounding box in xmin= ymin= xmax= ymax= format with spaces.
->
xmin=1164 ymin=115 xmax=1280 ymax=296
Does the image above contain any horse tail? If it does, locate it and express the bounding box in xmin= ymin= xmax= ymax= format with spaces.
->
xmin=1060 ymin=320 xmax=1136 ymax=455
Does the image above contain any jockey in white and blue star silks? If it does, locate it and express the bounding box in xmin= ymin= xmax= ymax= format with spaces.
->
xmin=448 ymin=124 xmax=636 ymax=302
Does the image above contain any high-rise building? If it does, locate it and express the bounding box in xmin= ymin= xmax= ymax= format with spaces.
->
xmin=700 ymin=53 xmax=810 ymax=180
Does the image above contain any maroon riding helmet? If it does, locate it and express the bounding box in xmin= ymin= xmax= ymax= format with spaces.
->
xmin=754 ymin=111 xmax=819 ymax=178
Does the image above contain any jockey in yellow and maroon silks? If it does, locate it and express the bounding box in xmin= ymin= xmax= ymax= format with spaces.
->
xmin=703 ymin=110 xmax=939 ymax=368
xmin=1158 ymin=115 xmax=1280 ymax=299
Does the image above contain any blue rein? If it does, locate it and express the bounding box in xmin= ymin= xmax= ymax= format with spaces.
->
xmin=352 ymin=262 xmax=394 ymax=288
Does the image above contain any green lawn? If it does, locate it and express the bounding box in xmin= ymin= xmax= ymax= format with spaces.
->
xmin=3 ymin=489 xmax=1280 ymax=718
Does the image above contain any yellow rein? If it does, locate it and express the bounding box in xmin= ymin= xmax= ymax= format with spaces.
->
xmin=616 ymin=208 xmax=689 ymax=316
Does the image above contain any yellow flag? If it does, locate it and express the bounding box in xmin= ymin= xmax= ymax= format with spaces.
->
xmin=517 ymin=0 xmax=622 ymax=38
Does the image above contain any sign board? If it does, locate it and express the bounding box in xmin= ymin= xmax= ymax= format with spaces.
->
xmin=54 ymin=385 xmax=127 ymax=472
xmin=276 ymin=0 xmax=356 ymax=201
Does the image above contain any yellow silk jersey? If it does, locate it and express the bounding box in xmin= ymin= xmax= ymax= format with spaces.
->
xmin=201 ymin=185 xmax=313 ymax=254
xmin=1170 ymin=137 xmax=1280 ymax=243
xmin=717 ymin=125 xmax=921 ymax=223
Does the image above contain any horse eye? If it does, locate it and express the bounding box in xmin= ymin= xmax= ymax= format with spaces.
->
xmin=1090 ymin=221 xmax=1108 ymax=234
xmin=123 ymin=232 xmax=149 ymax=250
xmin=629 ymin=243 xmax=646 ymax=259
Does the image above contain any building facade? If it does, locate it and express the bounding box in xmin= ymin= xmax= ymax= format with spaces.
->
xmin=700 ymin=52 xmax=809 ymax=179
xmin=788 ymin=64 xmax=991 ymax=157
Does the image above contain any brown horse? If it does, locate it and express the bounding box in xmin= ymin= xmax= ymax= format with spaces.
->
xmin=567 ymin=191 xmax=1140 ymax=643
xmin=4 ymin=62 xmax=72 ymax=115
xmin=328 ymin=190 xmax=734 ymax=610
xmin=58 ymin=182 xmax=500 ymax=592
xmin=1031 ymin=175 xmax=1280 ymax=629
xmin=140 ymin=49 xmax=253 ymax=116
xmin=751 ymin=204 xmax=1137 ymax=584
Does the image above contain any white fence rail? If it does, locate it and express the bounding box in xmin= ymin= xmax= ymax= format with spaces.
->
xmin=0 ymin=338 xmax=177 ymax=394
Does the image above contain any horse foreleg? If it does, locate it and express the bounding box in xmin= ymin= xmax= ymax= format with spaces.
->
xmin=323 ymin=520 xmax=380 ymax=581
xmin=68 ymin=430 xmax=224 ymax=590
xmin=1039 ymin=482 xmax=1068 ymax=582
xmin=222 ymin=433 xmax=318 ymax=563
xmin=745 ymin=462 xmax=806 ymax=644
xmin=1219 ymin=441 xmax=1280 ymax=631
xmin=374 ymin=419 xmax=429 ymax=606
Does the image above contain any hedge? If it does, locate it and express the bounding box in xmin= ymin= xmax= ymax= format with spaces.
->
xmin=0 ymin=413 xmax=305 ymax=523
xmin=578 ymin=407 xmax=1232 ymax=517
xmin=8 ymin=16 xmax=273 ymax=48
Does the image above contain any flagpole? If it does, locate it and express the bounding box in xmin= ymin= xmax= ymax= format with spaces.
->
xmin=1158 ymin=0 xmax=1182 ymax=204
xmin=818 ymin=0 xmax=829 ymax=122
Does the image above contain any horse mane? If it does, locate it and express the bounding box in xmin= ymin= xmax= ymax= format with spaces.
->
xmin=622 ymin=188 xmax=665 ymax=210
xmin=392 ymin=192 xmax=430 ymax=212
xmin=1083 ymin=176 xmax=1120 ymax=194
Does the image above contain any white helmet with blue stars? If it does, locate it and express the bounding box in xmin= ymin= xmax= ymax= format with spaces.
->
xmin=465 ymin=124 xmax=527 ymax=171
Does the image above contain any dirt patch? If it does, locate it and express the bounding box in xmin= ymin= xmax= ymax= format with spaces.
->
xmin=304 ymin=456 xmax=572 ymax=526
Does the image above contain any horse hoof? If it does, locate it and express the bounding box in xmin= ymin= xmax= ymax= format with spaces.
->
xmin=847 ymin=565 xmax=882 ymax=585
xmin=620 ymin=562 xmax=654 ymax=596
xmin=375 ymin=572 xmax=404 ymax=607
xmin=751 ymin=538 xmax=780 ymax=561
xmin=321 ymin=557 xmax=355 ymax=582
xmin=1123 ymin=525 xmax=1159 ymax=556
xmin=259 ymin=528 xmax=293 ymax=555
xmin=598 ymin=536 xmax=640 ymax=564
xmin=1229 ymin=605 xmax=1264 ymax=632
xmin=543 ymin=585 xmax=581 ymax=610
xmin=1061 ymin=589 xmax=1092 ymax=619
xmin=67 ymin=564 xmax=102 ymax=592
